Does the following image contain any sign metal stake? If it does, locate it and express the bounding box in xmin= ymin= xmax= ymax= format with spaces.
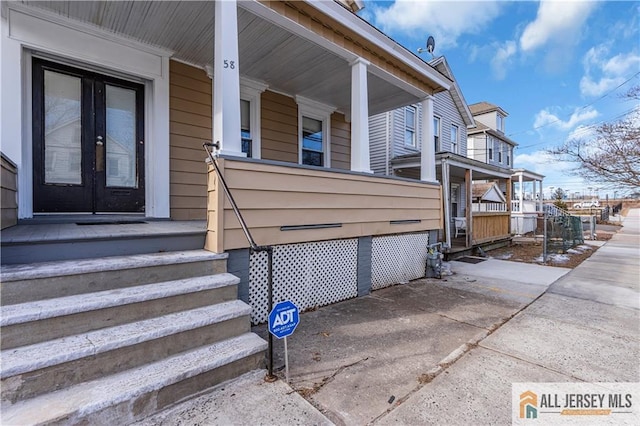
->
xmin=284 ymin=336 xmax=289 ymax=383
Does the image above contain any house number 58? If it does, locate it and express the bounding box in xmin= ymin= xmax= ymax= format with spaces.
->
xmin=223 ymin=60 xmax=235 ymax=69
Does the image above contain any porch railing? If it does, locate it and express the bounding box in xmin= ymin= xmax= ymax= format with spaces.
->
xmin=472 ymin=202 xmax=507 ymax=212
xmin=203 ymin=142 xmax=277 ymax=382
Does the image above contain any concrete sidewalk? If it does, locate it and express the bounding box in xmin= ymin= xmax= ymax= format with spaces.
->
xmin=378 ymin=209 xmax=640 ymax=425
xmin=138 ymin=210 xmax=638 ymax=426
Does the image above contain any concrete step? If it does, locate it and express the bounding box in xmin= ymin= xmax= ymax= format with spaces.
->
xmin=1 ymin=273 xmax=240 ymax=349
xmin=1 ymin=250 xmax=227 ymax=305
xmin=1 ymin=301 xmax=252 ymax=403
xmin=1 ymin=332 xmax=267 ymax=425
xmin=0 ymin=220 xmax=206 ymax=265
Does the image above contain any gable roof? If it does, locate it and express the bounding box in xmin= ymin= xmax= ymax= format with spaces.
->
xmin=429 ymin=56 xmax=475 ymax=128
xmin=469 ymin=102 xmax=508 ymax=117
xmin=467 ymin=122 xmax=519 ymax=147
xmin=472 ymin=182 xmax=506 ymax=203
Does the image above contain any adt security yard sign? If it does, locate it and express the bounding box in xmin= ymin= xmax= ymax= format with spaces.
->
xmin=268 ymin=300 xmax=299 ymax=339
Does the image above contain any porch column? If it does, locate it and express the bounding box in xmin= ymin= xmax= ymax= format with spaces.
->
xmin=538 ymin=180 xmax=544 ymax=211
xmin=442 ymin=159 xmax=451 ymax=248
xmin=213 ymin=0 xmax=244 ymax=157
xmin=465 ymin=169 xmax=473 ymax=248
xmin=420 ymin=96 xmax=436 ymax=182
xmin=350 ymin=58 xmax=372 ymax=173
xmin=518 ymin=173 xmax=524 ymax=213
xmin=506 ymin=177 xmax=512 ymax=235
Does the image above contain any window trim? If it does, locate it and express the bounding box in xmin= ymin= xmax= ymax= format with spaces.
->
xmin=404 ymin=105 xmax=417 ymax=148
xmin=296 ymin=96 xmax=335 ymax=168
xmin=450 ymin=124 xmax=459 ymax=154
xmin=240 ymin=77 xmax=267 ymax=159
xmin=497 ymin=113 xmax=504 ymax=133
xmin=433 ymin=115 xmax=441 ymax=152
xmin=488 ymin=137 xmax=494 ymax=161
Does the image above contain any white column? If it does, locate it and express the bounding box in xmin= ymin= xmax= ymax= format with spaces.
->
xmin=350 ymin=58 xmax=372 ymax=173
xmin=538 ymin=180 xmax=544 ymax=211
xmin=213 ymin=0 xmax=244 ymax=157
xmin=519 ymin=173 xmax=524 ymax=213
xmin=420 ymin=96 xmax=436 ymax=182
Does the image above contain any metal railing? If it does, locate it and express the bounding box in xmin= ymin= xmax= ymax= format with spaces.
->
xmin=203 ymin=142 xmax=277 ymax=382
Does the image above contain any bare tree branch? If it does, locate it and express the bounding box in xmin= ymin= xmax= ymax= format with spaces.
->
xmin=547 ymin=85 xmax=640 ymax=192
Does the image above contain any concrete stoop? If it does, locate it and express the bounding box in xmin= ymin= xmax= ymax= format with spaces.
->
xmin=0 ymin=250 xmax=267 ymax=425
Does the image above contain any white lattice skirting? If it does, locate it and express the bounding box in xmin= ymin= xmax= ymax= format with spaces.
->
xmin=371 ymin=233 xmax=429 ymax=290
xmin=249 ymin=239 xmax=358 ymax=324
xmin=248 ymin=233 xmax=430 ymax=324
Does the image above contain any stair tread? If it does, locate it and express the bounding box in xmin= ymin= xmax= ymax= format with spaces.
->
xmin=0 ymin=249 xmax=226 ymax=282
xmin=1 ymin=332 xmax=267 ymax=425
xmin=1 ymin=273 xmax=240 ymax=325
xmin=1 ymin=300 xmax=251 ymax=378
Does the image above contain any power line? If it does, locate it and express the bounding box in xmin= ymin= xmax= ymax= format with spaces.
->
xmin=505 ymin=71 xmax=639 ymax=138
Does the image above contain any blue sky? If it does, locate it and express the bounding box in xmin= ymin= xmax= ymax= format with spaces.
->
xmin=358 ymin=0 xmax=640 ymax=199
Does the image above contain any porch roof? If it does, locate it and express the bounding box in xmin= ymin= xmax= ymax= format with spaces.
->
xmin=512 ymin=168 xmax=545 ymax=182
xmin=391 ymin=152 xmax=514 ymax=180
xmin=11 ymin=0 xmax=451 ymax=116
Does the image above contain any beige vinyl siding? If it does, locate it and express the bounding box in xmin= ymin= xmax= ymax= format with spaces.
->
xmin=261 ymin=90 xmax=298 ymax=163
xmin=1 ymin=153 xmax=18 ymax=229
xmin=205 ymin=157 xmax=441 ymax=252
xmin=330 ymin=112 xmax=350 ymax=170
xmin=169 ymin=60 xmax=211 ymax=220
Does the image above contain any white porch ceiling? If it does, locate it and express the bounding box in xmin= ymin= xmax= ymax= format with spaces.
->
xmin=17 ymin=1 xmax=427 ymax=115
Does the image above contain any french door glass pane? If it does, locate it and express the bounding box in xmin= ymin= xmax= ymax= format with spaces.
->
xmin=106 ymin=85 xmax=137 ymax=187
xmin=44 ymin=70 xmax=82 ymax=184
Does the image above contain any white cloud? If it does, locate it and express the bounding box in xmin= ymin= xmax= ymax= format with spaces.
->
xmin=490 ymin=40 xmax=517 ymax=80
xmin=580 ymin=47 xmax=640 ymax=97
xmin=533 ymin=107 xmax=599 ymax=131
xmin=520 ymin=1 xmax=597 ymax=52
xmin=370 ymin=0 xmax=503 ymax=49
xmin=514 ymin=150 xmax=584 ymax=193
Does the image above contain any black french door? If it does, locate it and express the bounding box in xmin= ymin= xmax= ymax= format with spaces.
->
xmin=33 ymin=59 xmax=145 ymax=213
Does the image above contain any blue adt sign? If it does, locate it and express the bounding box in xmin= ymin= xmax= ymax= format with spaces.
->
xmin=268 ymin=300 xmax=300 ymax=339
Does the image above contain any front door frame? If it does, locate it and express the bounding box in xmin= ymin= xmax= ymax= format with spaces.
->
xmin=32 ymin=58 xmax=146 ymax=213
xmin=2 ymin=4 xmax=171 ymax=219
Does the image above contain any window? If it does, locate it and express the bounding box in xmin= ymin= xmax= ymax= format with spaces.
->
xmin=240 ymin=77 xmax=267 ymax=159
xmin=507 ymin=147 xmax=511 ymax=166
xmin=488 ymin=138 xmax=494 ymax=160
xmin=240 ymin=99 xmax=252 ymax=157
xmin=497 ymin=114 xmax=504 ymax=133
xmin=498 ymin=142 xmax=503 ymax=163
xmin=302 ymin=116 xmax=324 ymax=166
xmin=296 ymin=96 xmax=334 ymax=168
xmin=450 ymin=124 xmax=459 ymax=154
xmin=433 ymin=116 xmax=441 ymax=151
xmin=404 ymin=106 xmax=416 ymax=148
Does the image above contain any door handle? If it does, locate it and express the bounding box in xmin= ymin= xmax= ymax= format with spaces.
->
xmin=96 ymin=136 xmax=104 ymax=171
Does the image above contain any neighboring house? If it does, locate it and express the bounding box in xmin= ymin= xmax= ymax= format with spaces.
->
xmin=467 ymin=102 xmax=545 ymax=236
xmin=467 ymin=102 xmax=515 ymax=168
xmin=0 ymin=1 xmax=450 ymax=422
xmin=370 ymin=57 xmax=515 ymax=254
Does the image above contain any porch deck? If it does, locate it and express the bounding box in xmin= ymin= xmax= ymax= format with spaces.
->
xmin=0 ymin=218 xmax=206 ymax=265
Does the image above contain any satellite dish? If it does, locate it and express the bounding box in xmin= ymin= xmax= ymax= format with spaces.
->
xmin=417 ymin=36 xmax=436 ymax=58
xmin=426 ymin=36 xmax=435 ymax=53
